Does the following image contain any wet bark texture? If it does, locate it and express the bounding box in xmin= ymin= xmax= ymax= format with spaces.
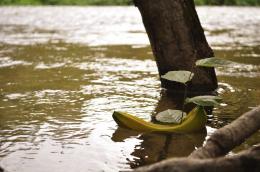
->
xmin=190 ymin=106 xmax=260 ymax=159
xmin=134 ymin=0 xmax=217 ymax=93
xmin=135 ymin=106 xmax=260 ymax=172
xmin=135 ymin=145 xmax=260 ymax=172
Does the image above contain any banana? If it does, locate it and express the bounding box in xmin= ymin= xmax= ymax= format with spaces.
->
xmin=112 ymin=106 xmax=207 ymax=133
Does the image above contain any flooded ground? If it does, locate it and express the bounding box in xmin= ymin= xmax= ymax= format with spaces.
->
xmin=0 ymin=6 xmax=259 ymax=172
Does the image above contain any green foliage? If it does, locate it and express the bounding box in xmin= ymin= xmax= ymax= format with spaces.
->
xmin=0 ymin=0 xmax=38 ymax=5
xmin=0 ymin=0 xmax=259 ymax=5
xmin=185 ymin=96 xmax=222 ymax=106
xmin=196 ymin=57 xmax=235 ymax=67
xmin=156 ymin=109 xmax=187 ymax=124
xmin=194 ymin=0 xmax=260 ymax=6
xmin=158 ymin=56 xmax=236 ymax=122
xmin=161 ymin=71 xmax=194 ymax=84
xmin=0 ymin=0 xmax=133 ymax=5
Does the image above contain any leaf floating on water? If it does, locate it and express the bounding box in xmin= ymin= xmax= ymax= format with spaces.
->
xmin=161 ymin=71 xmax=194 ymax=84
xmin=156 ymin=109 xmax=187 ymax=124
xmin=185 ymin=95 xmax=222 ymax=106
xmin=196 ymin=57 xmax=235 ymax=67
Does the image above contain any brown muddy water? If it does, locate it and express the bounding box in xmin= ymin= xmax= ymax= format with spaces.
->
xmin=0 ymin=6 xmax=260 ymax=172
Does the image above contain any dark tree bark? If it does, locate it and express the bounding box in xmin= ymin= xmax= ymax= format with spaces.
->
xmin=135 ymin=144 xmax=260 ymax=172
xmin=190 ymin=106 xmax=260 ymax=159
xmin=134 ymin=0 xmax=217 ymax=93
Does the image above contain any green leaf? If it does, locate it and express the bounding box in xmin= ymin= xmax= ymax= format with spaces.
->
xmin=196 ymin=57 xmax=234 ymax=67
xmin=185 ymin=95 xmax=222 ymax=106
xmin=155 ymin=109 xmax=187 ymax=124
xmin=161 ymin=71 xmax=194 ymax=84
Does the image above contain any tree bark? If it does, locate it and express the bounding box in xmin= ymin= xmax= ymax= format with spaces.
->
xmin=190 ymin=106 xmax=260 ymax=159
xmin=134 ymin=0 xmax=217 ymax=93
xmin=134 ymin=106 xmax=260 ymax=172
xmin=135 ymin=144 xmax=260 ymax=172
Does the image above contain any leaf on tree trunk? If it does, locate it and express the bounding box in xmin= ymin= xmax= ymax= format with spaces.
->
xmin=161 ymin=71 xmax=194 ymax=84
xmin=156 ymin=109 xmax=186 ymax=124
xmin=185 ymin=96 xmax=222 ymax=106
xmin=196 ymin=57 xmax=235 ymax=67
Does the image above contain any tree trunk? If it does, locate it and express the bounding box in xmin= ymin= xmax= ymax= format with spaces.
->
xmin=133 ymin=0 xmax=217 ymax=93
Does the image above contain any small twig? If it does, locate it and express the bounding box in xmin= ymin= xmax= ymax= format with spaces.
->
xmin=181 ymin=83 xmax=188 ymax=123
xmin=181 ymin=50 xmax=198 ymax=123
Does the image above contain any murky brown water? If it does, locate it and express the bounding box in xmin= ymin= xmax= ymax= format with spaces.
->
xmin=0 ymin=6 xmax=259 ymax=172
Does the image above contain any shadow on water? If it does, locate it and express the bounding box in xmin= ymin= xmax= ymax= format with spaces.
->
xmin=111 ymin=91 xmax=207 ymax=168
xmin=112 ymin=129 xmax=206 ymax=168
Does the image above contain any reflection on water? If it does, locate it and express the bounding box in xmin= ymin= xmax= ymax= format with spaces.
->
xmin=112 ymin=125 xmax=206 ymax=168
xmin=0 ymin=6 xmax=260 ymax=172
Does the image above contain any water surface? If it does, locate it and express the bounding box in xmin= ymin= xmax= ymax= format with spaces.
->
xmin=0 ymin=6 xmax=259 ymax=172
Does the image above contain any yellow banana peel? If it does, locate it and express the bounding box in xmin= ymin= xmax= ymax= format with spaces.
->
xmin=112 ymin=106 xmax=207 ymax=133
